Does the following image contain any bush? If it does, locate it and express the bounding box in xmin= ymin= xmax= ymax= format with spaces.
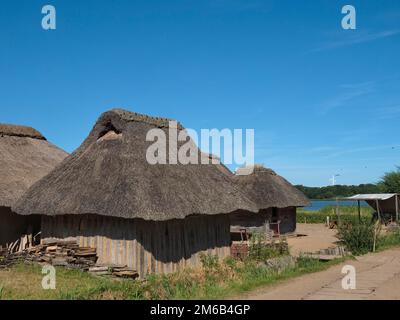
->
xmin=337 ymin=221 xmax=376 ymax=255
xmin=248 ymin=233 xmax=289 ymax=261
xmin=199 ymin=253 xmax=219 ymax=270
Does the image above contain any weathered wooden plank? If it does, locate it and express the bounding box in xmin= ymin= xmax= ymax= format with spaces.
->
xmin=40 ymin=213 xmax=231 ymax=278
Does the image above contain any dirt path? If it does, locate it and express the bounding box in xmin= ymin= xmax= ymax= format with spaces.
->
xmin=239 ymin=247 xmax=400 ymax=300
xmin=287 ymin=224 xmax=338 ymax=256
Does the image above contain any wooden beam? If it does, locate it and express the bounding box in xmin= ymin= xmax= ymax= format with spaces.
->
xmin=358 ymin=200 xmax=361 ymax=222
xmin=396 ymin=194 xmax=399 ymax=223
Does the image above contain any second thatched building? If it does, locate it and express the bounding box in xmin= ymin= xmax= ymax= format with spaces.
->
xmin=231 ymin=165 xmax=310 ymax=236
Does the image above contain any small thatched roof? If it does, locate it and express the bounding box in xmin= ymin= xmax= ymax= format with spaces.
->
xmin=0 ymin=124 xmax=68 ymax=208
xmin=13 ymin=109 xmax=257 ymax=220
xmin=233 ymin=165 xmax=310 ymax=209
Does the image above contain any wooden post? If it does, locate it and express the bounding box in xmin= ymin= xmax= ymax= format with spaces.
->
xmin=373 ymin=220 xmax=378 ymax=252
xmin=396 ymin=194 xmax=399 ymax=223
xmin=376 ymin=199 xmax=381 ymax=221
xmin=336 ymin=197 xmax=340 ymax=226
xmin=358 ymin=200 xmax=361 ymax=222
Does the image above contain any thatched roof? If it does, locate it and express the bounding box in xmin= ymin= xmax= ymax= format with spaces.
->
xmin=203 ymin=153 xmax=233 ymax=177
xmin=233 ymin=165 xmax=310 ymax=209
xmin=0 ymin=124 xmax=68 ymax=207
xmin=13 ymin=109 xmax=258 ymax=220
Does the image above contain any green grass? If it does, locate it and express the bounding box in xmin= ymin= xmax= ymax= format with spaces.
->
xmin=297 ymin=205 xmax=373 ymax=224
xmin=5 ymin=217 xmax=400 ymax=300
xmin=0 ymin=255 xmax=347 ymax=300
xmin=140 ymin=254 xmax=348 ymax=300
xmin=377 ymin=230 xmax=400 ymax=252
xmin=0 ymin=262 xmax=144 ymax=300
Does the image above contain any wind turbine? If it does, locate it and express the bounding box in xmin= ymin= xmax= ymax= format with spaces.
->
xmin=329 ymin=174 xmax=340 ymax=186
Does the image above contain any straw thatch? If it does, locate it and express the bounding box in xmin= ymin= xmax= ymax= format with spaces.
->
xmin=14 ymin=109 xmax=258 ymax=220
xmin=0 ymin=125 xmax=68 ymax=208
xmin=233 ymin=165 xmax=310 ymax=209
xmin=204 ymin=153 xmax=234 ymax=177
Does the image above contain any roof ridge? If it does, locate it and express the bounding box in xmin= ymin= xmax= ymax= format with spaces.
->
xmin=0 ymin=124 xmax=46 ymax=140
xmin=107 ymin=108 xmax=183 ymax=129
xmin=235 ymin=165 xmax=277 ymax=175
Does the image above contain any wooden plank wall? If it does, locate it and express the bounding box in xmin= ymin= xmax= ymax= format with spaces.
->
xmin=277 ymin=207 xmax=296 ymax=234
xmin=41 ymin=214 xmax=231 ymax=277
xmin=0 ymin=207 xmax=40 ymax=246
xmin=230 ymin=208 xmax=272 ymax=229
xmin=229 ymin=207 xmax=297 ymax=234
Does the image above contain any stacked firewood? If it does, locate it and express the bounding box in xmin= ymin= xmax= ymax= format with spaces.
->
xmin=0 ymin=249 xmax=29 ymax=268
xmin=24 ymin=240 xmax=98 ymax=270
xmin=0 ymin=240 xmax=138 ymax=279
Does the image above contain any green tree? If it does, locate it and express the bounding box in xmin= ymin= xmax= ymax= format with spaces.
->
xmin=379 ymin=166 xmax=400 ymax=193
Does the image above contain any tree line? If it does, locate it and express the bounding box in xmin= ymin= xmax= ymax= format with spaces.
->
xmin=294 ymin=184 xmax=380 ymax=200
xmin=296 ymin=167 xmax=400 ymax=199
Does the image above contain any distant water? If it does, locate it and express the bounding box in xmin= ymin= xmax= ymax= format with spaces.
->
xmin=303 ymin=200 xmax=369 ymax=212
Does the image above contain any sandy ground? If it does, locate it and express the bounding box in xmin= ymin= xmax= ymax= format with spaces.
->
xmin=233 ymin=223 xmax=400 ymax=300
xmin=287 ymin=223 xmax=338 ymax=256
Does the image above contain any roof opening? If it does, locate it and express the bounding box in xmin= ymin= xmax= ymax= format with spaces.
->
xmin=97 ymin=122 xmax=122 ymax=142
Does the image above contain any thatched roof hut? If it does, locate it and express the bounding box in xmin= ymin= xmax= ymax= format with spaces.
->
xmin=230 ymin=165 xmax=310 ymax=235
xmin=14 ymin=109 xmax=257 ymax=276
xmin=0 ymin=124 xmax=67 ymax=246
xmin=233 ymin=165 xmax=310 ymax=209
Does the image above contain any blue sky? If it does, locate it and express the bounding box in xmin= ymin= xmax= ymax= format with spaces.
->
xmin=1 ymin=0 xmax=399 ymax=186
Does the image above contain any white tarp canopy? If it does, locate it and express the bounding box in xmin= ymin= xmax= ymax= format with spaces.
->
xmin=346 ymin=194 xmax=398 ymax=201
xmin=346 ymin=194 xmax=399 ymax=220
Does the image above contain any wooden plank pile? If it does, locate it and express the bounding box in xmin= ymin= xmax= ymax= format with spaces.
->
xmin=0 ymin=250 xmax=28 ymax=269
xmin=0 ymin=240 xmax=138 ymax=279
xmin=24 ymin=240 xmax=98 ymax=270
xmin=89 ymin=264 xmax=138 ymax=279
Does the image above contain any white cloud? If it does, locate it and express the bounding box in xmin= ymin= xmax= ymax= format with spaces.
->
xmin=312 ymin=30 xmax=400 ymax=52
xmin=317 ymin=82 xmax=375 ymax=114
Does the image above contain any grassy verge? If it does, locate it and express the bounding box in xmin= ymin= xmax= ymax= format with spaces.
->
xmin=0 ymin=255 xmax=348 ymax=300
xmin=0 ymin=262 xmax=144 ymax=300
xmin=145 ymin=255 xmax=349 ymax=300
xmin=377 ymin=230 xmax=400 ymax=252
